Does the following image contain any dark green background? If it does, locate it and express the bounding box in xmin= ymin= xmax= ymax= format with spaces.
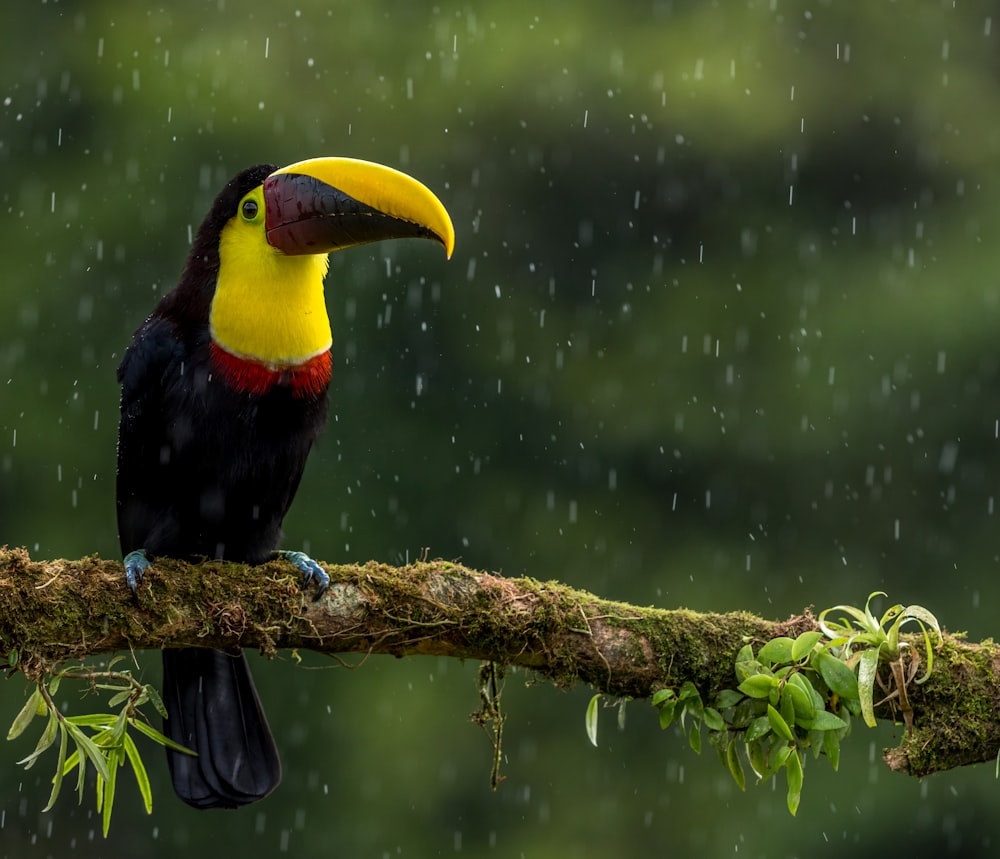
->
xmin=2 ymin=1 xmax=999 ymax=855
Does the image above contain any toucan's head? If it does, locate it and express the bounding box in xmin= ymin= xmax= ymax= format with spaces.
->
xmin=185 ymin=157 xmax=454 ymax=378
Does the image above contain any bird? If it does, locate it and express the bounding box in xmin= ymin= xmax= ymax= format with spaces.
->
xmin=115 ymin=156 xmax=454 ymax=809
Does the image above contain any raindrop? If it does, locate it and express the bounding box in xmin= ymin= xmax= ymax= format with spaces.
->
xmin=938 ymin=440 xmax=958 ymax=473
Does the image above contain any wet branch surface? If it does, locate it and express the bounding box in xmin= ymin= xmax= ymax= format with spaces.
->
xmin=1 ymin=545 xmax=997 ymax=779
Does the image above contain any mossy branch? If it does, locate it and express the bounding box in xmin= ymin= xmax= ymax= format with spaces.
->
xmin=1 ymin=545 xmax=997 ymax=780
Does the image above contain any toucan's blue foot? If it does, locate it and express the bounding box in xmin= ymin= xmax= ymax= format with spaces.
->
xmin=275 ymin=550 xmax=329 ymax=600
xmin=123 ymin=549 xmax=152 ymax=598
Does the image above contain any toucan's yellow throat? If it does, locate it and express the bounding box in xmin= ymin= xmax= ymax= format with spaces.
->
xmin=208 ymin=156 xmax=455 ymax=386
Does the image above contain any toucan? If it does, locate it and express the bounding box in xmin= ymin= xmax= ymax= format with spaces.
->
xmin=116 ymin=157 xmax=454 ymax=809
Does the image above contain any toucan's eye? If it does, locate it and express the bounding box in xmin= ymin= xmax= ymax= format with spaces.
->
xmin=242 ymin=199 xmax=259 ymax=220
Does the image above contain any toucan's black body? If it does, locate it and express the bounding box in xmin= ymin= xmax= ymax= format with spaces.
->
xmin=116 ymin=157 xmax=453 ymax=810
xmin=117 ymin=165 xmax=328 ymax=809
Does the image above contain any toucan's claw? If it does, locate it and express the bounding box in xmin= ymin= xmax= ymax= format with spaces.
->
xmin=275 ymin=550 xmax=329 ymax=600
xmin=123 ymin=549 xmax=152 ymax=598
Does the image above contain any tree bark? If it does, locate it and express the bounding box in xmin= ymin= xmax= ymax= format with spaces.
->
xmin=1 ymin=545 xmax=997 ymax=779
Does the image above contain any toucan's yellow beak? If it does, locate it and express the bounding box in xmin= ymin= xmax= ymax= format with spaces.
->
xmin=263 ymin=157 xmax=455 ymax=259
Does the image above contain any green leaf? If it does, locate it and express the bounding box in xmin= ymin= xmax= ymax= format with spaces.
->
xmin=823 ymin=724 xmax=841 ymax=770
xmin=801 ymin=710 xmax=848 ymax=732
xmin=651 ymin=688 xmax=675 ymax=707
xmin=123 ymin=734 xmax=153 ymax=815
xmin=882 ymin=605 xmax=906 ymax=655
xmin=101 ymin=747 xmax=121 ymax=837
xmin=17 ymin=706 xmax=60 ymax=769
xmin=736 ymin=643 xmax=755 ymax=663
xmin=681 ymin=694 xmax=704 ymax=723
xmin=729 ymin=698 xmax=763 ymax=729
xmin=585 ymin=694 xmax=601 ymax=747
xmin=726 ymin=735 xmax=746 ymax=791
xmin=864 ymin=591 xmax=888 ymax=629
xmin=714 ymin=688 xmax=744 ymax=710
xmin=857 ymin=647 xmax=882 ymax=728
xmin=65 ymin=713 xmax=118 ymax=728
xmin=43 ymin=722 xmax=69 ymax=812
xmin=818 ymin=603 xmax=871 ymax=636
xmin=737 ymin=675 xmax=776 ymax=699
xmin=110 ymin=709 xmax=129 ymax=744
xmin=784 ymin=748 xmax=804 ymax=816
xmin=656 ymin=698 xmax=677 ymax=730
xmin=840 ymin=694 xmax=861 ymax=718
xmin=815 ymin=651 xmax=859 ymax=700
xmin=805 ymin=728 xmax=824 ymax=759
xmin=131 ymin=718 xmax=196 ymax=755
xmin=757 ymin=637 xmax=795 ymax=665
xmin=791 ymin=631 xmax=823 ymax=661
xmin=745 ymin=715 xmax=772 ymax=744
xmin=773 ymin=740 xmax=794 ymax=768
xmin=107 ymin=689 xmax=133 ymax=709
xmin=780 ymin=686 xmax=796 ymax=735
xmin=687 ymin=721 xmax=702 ymax=755
xmin=702 ymin=707 xmax=725 ymax=732
xmin=66 ymin=724 xmax=111 ymax=783
xmin=734 ymin=657 xmax=769 ymax=683
xmin=677 ymin=681 xmax=700 ymax=702
xmin=900 ymin=607 xmax=941 ymax=684
xmin=68 ymin=743 xmax=87 ymax=803
xmin=767 ymin=704 xmax=796 ymax=743
xmin=784 ymin=675 xmax=817 ymax=723
xmin=7 ymin=686 xmax=44 ymax=741
xmin=746 ymin=737 xmax=770 ymax=779
xmin=901 ymin=604 xmax=941 ymax=633
xmin=145 ymin=684 xmax=169 ymax=720
xmin=617 ymin=698 xmax=628 ymax=731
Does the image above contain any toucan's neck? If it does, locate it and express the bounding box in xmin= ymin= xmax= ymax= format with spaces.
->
xmin=209 ymin=225 xmax=333 ymax=367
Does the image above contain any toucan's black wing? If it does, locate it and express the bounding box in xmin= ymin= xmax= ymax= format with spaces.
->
xmin=116 ymin=313 xmax=186 ymax=556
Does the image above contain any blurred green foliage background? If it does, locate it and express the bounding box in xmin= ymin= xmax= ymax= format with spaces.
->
xmin=2 ymin=1 xmax=1000 ymax=855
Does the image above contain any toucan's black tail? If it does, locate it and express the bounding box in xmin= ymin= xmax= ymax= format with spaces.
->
xmin=161 ymin=649 xmax=281 ymax=809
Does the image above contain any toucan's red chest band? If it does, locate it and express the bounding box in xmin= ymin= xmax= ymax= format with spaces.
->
xmin=209 ymin=342 xmax=332 ymax=399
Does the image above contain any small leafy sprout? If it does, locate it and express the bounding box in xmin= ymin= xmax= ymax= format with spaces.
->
xmin=6 ymin=658 xmax=194 ymax=837
xmin=818 ymin=592 xmax=941 ymax=729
